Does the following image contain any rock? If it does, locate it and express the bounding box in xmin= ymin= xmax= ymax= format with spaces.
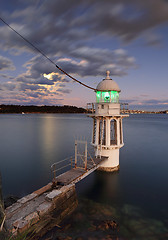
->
xmin=97 ymin=222 xmax=109 ymax=230
xmin=24 ymin=211 xmax=39 ymax=225
xmin=45 ymin=190 xmax=62 ymax=201
xmin=56 ymin=237 xmax=64 ymax=240
xmin=107 ymin=220 xmax=118 ymax=230
xmin=5 ymin=202 xmax=22 ymax=219
xmin=4 ymin=195 xmax=19 ymax=208
xmin=17 ymin=193 xmax=37 ymax=204
xmin=37 ymin=202 xmax=52 ymax=216
xmin=63 ymin=223 xmax=71 ymax=230
xmin=97 ymin=220 xmax=119 ymax=231
xmin=88 ymin=224 xmax=97 ymax=232
xmin=74 ymin=213 xmax=84 ymax=221
xmin=64 ymin=237 xmax=72 ymax=240
xmin=13 ymin=218 xmax=29 ymax=233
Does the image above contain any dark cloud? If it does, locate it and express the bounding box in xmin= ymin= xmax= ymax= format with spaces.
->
xmin=18 ymin=83 xmax=46 ymax=92
xmin=56 ymin=47 xmax=137 ymax=77
xmin=15 ymin=56 xmax=70 ymax=85
xmin=0 ymin=73 xmax=15 ymax=80
xmin=142 ymin=99 xmax=168 ymax=105
xmin=0 ymin=82 xmax=16 ymax=91
xmin=57 ymin=88 xmax=71 ymax=94
xmin=0 ymin=56 xmax=15 ymax=71
xmin=0 ymin=0 xmax=168 ymax=56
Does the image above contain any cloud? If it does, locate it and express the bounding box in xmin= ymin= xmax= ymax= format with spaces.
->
xmin=0 ymin=73 xmax=15 ymax=80
xmin=0 ymin=82 xmax=16 ymax=91
xmin=0 ymin=0 xmax=168 ymax=56
xmin=0 ymin=56 xmax=15 ymax=71
xmin=13 ymin=49 xmax=136 ymax=98
xmin=15 ymin=56 xmax=70 ymax=85
xmin=56 ymin=47 xmax=137 ymax=77
xmin=121 ymin=97 xmax=168 ymax=108
xmin=142 ymin=99 xmax=168 ymax=105
xmin=17 ymin=83 xmax=46 ymax=92
xmin=144 ymin=32 xmax=162 ymax=47
xmin=57 ymin=88 xmax=71 ymax=94
xmin=0 ymin=55 xmax=71 ymax=105
xmin=1 ymin=0 xmax=168 ymax=106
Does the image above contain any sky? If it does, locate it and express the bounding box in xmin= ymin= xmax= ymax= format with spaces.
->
xmin=0 ymin=0 xmax=168 ymax=110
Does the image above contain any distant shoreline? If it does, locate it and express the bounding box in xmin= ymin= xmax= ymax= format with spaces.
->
xmin=0 ymin=104 xmax=167 ymax=114
xmin=0 ymin=105 xmax=87 ymax=114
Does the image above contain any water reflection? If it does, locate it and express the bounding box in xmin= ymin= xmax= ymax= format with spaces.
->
xmin=40 ymin=116 xmax=58 ymax=166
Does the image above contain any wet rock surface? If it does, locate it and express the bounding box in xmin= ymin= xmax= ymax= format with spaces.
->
xmin=40 ymin=197 xmax=168 ymax=240
xmin=40 ymin=198 xmax=121 ymax=240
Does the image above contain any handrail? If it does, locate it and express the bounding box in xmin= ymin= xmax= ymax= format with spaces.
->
xmin=51 ymin=155 xmax=74 ymax=166
xmin=51 ymin=156 xmax=75 ymax=181
xmin=87 ymin=102 xmax=129 ymax=113
xmin=55 ymin=163 xmax=71 ymax=172
xmin=51 ymin=141 xmax=96 ymax=183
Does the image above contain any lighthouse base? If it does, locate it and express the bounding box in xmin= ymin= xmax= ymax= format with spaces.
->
xmin=95 ymin=148 xmax=120 ymax=171
xmin=98 ymin=165 xmax=120 ymax=172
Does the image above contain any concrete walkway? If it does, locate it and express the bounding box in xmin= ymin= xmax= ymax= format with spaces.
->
xmin=5 ymin=156 xmax=107 ymax=237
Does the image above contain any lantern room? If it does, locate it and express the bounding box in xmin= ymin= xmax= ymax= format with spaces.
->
xmin=95 ymin=71 xmax=121 ymax=116
xmin=96 ymin=70 xmax=120 ymax=103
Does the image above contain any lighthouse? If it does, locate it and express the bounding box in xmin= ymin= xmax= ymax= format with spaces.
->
xmin=89 ymin=71 xmax=128 ymax=172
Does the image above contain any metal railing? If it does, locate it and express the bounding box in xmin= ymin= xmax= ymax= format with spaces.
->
xmin=51 ymin=156 xmax=75 ymax=181
xmin=87 ymin=102 xmax=129 ymax=113
xmin=51 ymin=140 xmax=96 ymax=183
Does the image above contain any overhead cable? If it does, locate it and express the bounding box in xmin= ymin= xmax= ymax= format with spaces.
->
xmin=0 ymin=17 xmax=96 ymax=91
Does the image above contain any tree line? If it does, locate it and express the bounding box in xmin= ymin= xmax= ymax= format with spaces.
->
xmin=0 ymin=105 xmax=87 ymax=114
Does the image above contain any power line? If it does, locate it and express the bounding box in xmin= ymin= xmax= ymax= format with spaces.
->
xmin=0 ymin=17 xmax=96 ymax=91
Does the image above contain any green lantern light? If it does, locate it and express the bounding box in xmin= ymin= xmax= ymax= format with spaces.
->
xmin=96 ymin=91 xmax=101 ymax=102
xmin=111 ymin=91 xmax=119 ymax=103
xmin=96 ymin=90 xmax=119 ymax=103
xmin=102 ymin=91 xmax=110 ymax=102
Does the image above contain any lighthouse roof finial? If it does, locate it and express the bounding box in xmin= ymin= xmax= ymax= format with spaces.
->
xmin=96 ymin=71 xmax=121 ymax=92
xmin=106 ymin=70 xmax=110 ymax=80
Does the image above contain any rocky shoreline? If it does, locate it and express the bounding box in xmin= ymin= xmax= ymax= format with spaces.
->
xmin=39 ymin=198 xmax=121 ymax=240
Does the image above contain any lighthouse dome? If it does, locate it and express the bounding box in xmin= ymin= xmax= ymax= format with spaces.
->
xmin=96 ymin=71 xmax=121 ymax=92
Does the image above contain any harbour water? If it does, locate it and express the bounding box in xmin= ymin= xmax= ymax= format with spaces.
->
xmin=0 ymin=113 xmax=168 ymax=239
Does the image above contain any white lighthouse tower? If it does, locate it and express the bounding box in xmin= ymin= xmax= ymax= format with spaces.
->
xmin=89 ymin=71 xmax=128 ymax=172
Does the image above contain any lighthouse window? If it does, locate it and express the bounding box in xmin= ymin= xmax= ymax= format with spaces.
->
xmin=102 ymin=120 xmax=106 ymax=145
xmin=120 ymin=119 xmax=123 ymax=144
xmin=92 ymin=118 xmax=96 ymax=144
xmin=98 ymin=120 xmax=102 ymax=145
xmin=96 ymin=91 xmax=101 ymax=103
xmin=98 ymin=119 xmax=106 ymax=145
xmin=111 ymin=91 xmax=119 ymax=103
xmin=110 ymin=119 xmax=117 ymax=145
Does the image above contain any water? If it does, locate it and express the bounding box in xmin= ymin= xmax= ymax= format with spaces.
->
xmin=0 ymin=113 xmax=168 ymax=239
